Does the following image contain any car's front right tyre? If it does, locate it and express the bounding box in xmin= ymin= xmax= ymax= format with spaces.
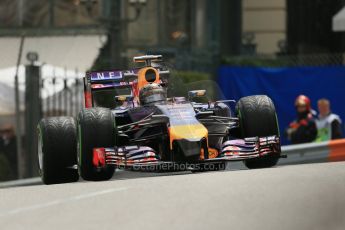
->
xmin=38 ymin=117 xmax=79 ymax=185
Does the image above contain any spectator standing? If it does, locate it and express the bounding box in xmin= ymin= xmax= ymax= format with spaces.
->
xmin=286 ymin=95 xmax=317 ymax=144
xmin=0 ymin=124 xmax=18 ymax=180
xmin=315 ymin=99 xmax=342 ymax=142
xmin=0 ymin=153 xmax=11 ymax=181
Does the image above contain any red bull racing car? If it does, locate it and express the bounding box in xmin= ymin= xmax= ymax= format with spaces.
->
xmin=38 ymin=55 xmax=282 ymax=184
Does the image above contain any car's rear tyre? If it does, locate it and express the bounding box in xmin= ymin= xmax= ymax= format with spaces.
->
xmin=38 ymin=117 xmax=79 ymax=185
xmin=78 ymin=108 xmax=116 ymax=181
xmin=236 ymin=95 xmax=280 ymax=169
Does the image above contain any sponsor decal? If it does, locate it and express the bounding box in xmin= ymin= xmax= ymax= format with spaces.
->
xmin=224 ymin=146 xmax=241 ymax=155
xmin=90 ymin=71 xmax=123 ymax=80
xmin=84 ymin=92 xmax=92 ymax=108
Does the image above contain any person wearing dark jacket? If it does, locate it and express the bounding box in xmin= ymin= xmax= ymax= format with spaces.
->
xmin=286 ymin=95 xmax=317 ymax=144
xmin=315 ymin=99 xmax=342 ymax=142
xmin=0 ymin=124 xmax=17 ymax=180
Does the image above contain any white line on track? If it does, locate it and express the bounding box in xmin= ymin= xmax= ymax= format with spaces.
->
xmin=0 ymin=187 xmax=128 ymax=218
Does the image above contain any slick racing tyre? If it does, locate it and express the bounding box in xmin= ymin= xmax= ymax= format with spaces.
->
xmin=38 ymin=117 xmax=79 ymax=185
xmin=78 ymin=108 xmax=116 ymax=181
xmin=236 ymin=95 xmax=280 ymax=169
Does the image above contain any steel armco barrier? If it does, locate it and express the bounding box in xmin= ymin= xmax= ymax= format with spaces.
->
xmin=280 ymin=139 xmax=345 ymax=165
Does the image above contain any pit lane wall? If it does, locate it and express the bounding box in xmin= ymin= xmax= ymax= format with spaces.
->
xmin=280 ymin=139 xmax=345 ymax=165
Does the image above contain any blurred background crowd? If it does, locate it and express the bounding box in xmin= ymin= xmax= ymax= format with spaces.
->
xmin=1 ymin=0 xmax=345 ymax=181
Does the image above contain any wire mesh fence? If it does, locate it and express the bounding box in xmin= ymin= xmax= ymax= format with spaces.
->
xmin=0 ymin=0 xmax=100 ymax=28
xmin=40 ymin=77 xmax=84 ymax=118
xmin=222 ymin=53 xmax=345 ymax=67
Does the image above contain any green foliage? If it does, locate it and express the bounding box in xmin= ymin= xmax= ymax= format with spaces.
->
xmin=168 ymin=71 xmax=221 ymax=100
xmin=174 ymin=71 xmax=211 ymax=84
xmin=221 ymin=54 xmax=345 ymax=67
xmin=221 ymin=56 xmax=292 ymax=67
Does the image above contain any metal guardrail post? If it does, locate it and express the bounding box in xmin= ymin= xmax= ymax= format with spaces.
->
xmin=14 ymin=35 xmax=25 ymax=179
xmin=24 ymin=64 xmax=41 ymax=177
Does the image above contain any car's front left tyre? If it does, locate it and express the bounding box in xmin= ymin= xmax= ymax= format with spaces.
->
xmin=236 ymin=95 xmax=280 ymax=169
xmin=78 ymin=108 xmax=116 ymax=181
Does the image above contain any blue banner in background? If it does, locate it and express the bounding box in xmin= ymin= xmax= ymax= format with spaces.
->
xmin=218 ymin=66 xmax=345 ymax=145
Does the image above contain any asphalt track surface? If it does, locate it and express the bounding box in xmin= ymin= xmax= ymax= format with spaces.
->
xmin=1 ymin=162 xmax=345 ymax=230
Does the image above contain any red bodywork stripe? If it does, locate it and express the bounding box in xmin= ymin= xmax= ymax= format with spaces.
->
xmin=84 ymin=92 xmax=92 ymax=108
xmin=93 ymin=148 xmax=106 ymax=167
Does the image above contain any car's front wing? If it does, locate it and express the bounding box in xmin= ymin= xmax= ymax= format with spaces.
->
xmin=92 ymin=135 xmax=281 ymax=169
xmin=217 ymin=135 xmax=281 ymax=161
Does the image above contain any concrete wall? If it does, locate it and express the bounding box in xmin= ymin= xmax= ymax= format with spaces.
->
xmin=243 ymin=0 xmax=286 ymax=54
xmin=124 ymin=0 xmax=287 ymax=56
xmin=125 ymin=0 xmax=159 ymax=47
xmin=124 ymin=0 xmax=190 ymax=47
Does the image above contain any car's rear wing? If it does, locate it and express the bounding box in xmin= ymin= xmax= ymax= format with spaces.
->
xmin=87 ymin=67 xmax=170 ymax=84
xmin=84 ymin=67 xmax=170 ymax=108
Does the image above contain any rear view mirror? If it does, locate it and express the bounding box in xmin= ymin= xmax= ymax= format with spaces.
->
xmin=115 ymin=95 xmax=134 ymax=102
xmin=188 ymin=90 xmax=206 ymax=99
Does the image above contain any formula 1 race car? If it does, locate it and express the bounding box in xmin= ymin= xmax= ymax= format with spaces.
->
xmin=37 ymin=55 xmax=281 ymax=184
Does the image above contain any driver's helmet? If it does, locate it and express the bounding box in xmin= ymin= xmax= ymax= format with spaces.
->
xmin=139 ymin=83 xmax=166 ymax=105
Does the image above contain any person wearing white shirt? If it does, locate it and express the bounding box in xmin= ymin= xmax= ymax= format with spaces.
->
xmin=315 ymin=99 xmax=342 ymax=142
